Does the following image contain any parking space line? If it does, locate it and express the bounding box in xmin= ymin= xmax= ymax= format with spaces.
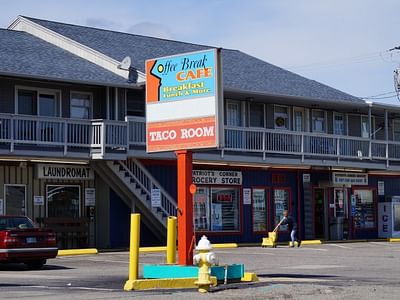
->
xmin=327 ymin=244 xmax=352 ymax=249
xmin=214 ymin=250 xmax=275 ymax=255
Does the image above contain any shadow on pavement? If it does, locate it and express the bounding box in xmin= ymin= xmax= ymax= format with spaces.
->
xmin=0 ymin=263 xmax=72 ymax=271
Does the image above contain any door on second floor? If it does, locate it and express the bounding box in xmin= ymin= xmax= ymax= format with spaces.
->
xmin=293 ymin=107 xmax=305 ymax=132
xmin=226 ymin=100 xmax=242 ymax=127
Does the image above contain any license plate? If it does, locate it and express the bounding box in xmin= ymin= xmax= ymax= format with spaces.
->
xmin=26 ymin=237 xmax=37 ymax=244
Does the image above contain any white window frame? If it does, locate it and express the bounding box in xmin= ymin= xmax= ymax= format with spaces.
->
xmin=46 ymin=185 xmax=81 ymax=218
xmin=70 ymin=91 xmax=93 ymax=119
xmin=333 ymin=112 xmax=346 ymax=135
xmin=311 ymin=109 xmax=327 ymax=133
xmin=293 ymin=107 xmax=305 ymax=132
xmin=274 ymin=105 xmax=290 ymax=130
xmin=4 ymin=184 xmax=27 ymax=216
xmin=15 ymin=86 xmax=62 ymax=117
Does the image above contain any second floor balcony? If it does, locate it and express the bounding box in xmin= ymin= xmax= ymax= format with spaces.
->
xmin=0 ymin=113 xmax=400 ymax=170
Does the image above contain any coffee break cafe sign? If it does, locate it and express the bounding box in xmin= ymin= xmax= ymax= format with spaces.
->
xmin=37 ymin=164 xmax=94 ymax=180
xmin=193 ymin=170 xmax=242 ymax=185
xmin=145 ymin=49 xmax=223 ymax=153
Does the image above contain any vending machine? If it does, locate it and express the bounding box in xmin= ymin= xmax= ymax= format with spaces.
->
xmin=378 ymin=196 xmax=400 ymax=238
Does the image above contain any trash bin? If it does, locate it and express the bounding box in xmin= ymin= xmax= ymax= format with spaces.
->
xmin=329 ymin=217 xmax=344 ymax=240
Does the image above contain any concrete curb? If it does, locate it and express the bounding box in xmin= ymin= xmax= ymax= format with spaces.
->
xmin=58 ymin=248 xmax=98 ymax=256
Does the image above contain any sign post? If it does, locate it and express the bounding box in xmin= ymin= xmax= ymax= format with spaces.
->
xmin=176 ymin=150 xmax=194 ymax=265
xmin=146 ymin=49 xmax=223 ymax=266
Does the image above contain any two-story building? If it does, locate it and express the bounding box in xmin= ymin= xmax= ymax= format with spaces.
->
xmin=1 ymin=15 xmax=400 ymax=248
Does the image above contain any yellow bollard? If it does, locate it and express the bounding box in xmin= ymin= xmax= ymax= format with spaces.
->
xmin=166 ymin=216 xmax=177 ymax=264
xmin=124 ymin=213 xmax=140 ymax=290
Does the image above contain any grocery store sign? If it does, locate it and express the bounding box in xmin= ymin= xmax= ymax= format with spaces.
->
xmin=145 ymin=49 xmax=223 ymax=152
xmin=332 ymin=172 xmax=368 ymax=186
xmin=192 ymin=170 xmax=242 ymax=185
xmin=37 ymin=164 xmax=93 ymax=180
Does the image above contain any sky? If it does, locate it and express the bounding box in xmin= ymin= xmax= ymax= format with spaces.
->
xmin=1 ymin=0 xmax=400 ymax=104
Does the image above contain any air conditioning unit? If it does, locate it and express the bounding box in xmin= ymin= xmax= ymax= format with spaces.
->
xmin=275 ymin=113 xmax=288 ymax=129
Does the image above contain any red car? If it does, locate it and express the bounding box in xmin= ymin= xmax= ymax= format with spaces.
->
xmin=0 ymin=216 xmax=58 ymax=269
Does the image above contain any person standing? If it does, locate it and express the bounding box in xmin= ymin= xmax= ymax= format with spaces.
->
xmin=280 ymin=210 xmax=301 ymax=247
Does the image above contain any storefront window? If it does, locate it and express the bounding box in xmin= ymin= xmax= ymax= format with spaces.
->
xmin=194 ymin=187 xmax=240 ymax=232
xmin=47 ymin=185 xmax=80 ymax=218
xmin=4 ymin=185 xmax=26 ymax=215
xmin=194 ymin=187 xmax=210 ymax=231
xmin=353 ymin=189 xmax=375 ymax=229
xmin=274 ymin=188 xmax=289 ymax=231
xmin=252 ymin=188 xmax=267 ymax=232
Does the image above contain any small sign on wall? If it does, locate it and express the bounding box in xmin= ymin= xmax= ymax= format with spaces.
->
xmin=85 ymin=188 xmax=96 ymax=206
xmin=378 ymin=181 xmax=385 ymax=196
xmin=243 ymin=188 xmax=251 ymax=205
xmin=33 ymin=196 xmax=44 ymax=206
xmin=151 ymin=189 xmax=161 ymax=208
xmin=303 ymin=174 xmax=311 ymax=183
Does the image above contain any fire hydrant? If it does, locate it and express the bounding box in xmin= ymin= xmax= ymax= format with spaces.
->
xmin=193 ymin=235 xmax=218 ymax=293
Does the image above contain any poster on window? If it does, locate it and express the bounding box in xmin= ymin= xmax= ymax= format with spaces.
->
xmin=85 ymin=188 xmax=96 ymax=206
xmin=243 ymin=188 xmax=251 ymax=205
xmin=194 ymin=190 xmax=210 ymax=231
xmin=274 ymin=189 xmax=288 ymax=231
xmin=211 ymin=203 xmax=222 ymax=231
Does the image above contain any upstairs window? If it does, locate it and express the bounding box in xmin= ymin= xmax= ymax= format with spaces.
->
xmin=17 ymin=87 xmax=60 ymax=117
xmin=70 ymin=92 xmax=92 ymax=119
xmin=312 ymin=110 xmax=326 ymax=133
xmin=333 ymin=113 xmax=345 ymax=135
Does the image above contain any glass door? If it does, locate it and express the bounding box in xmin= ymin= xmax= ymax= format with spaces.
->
xmin=329 ymin=188 xmax=349 ymax=240
xmin=313 ymin=188 xmax=325 ymax=239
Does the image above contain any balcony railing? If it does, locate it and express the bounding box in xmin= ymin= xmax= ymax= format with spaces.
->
xmin=224 ymin=126 xmax=400 ymax=162
xmin=0 ymin=114 xmax=127 ymax=159
xmin=2 ymin=114 xmax=400 ymax=164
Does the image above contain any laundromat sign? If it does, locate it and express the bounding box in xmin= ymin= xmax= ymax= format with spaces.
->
xmin=332 ymin=172 xmax=368 ymax=186
xmin=192 ymin=170 xmax=242 ymax=185
xmin=37 ymin=164 xmax=94 ymax=180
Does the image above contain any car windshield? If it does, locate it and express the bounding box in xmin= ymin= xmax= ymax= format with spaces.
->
xmin=0 ymin=217 xmax=35 ymax=230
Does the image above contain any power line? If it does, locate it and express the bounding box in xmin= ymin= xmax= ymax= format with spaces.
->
xmin=362 ymin=91 xmax=397 ymax=99
xmin=284 ymin=49 xmax=396 ymax=71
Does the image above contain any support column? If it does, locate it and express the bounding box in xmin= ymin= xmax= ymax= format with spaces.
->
xmin=176 ymin=150 xmax=194 ymax=265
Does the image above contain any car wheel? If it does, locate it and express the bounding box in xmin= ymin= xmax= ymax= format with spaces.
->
xmin=25 ymin=259 xmax=46 ymax=270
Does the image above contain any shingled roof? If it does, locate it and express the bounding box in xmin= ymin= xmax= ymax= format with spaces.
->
xmin=0 ymin=28 xmax=131 ymax=87
xmin=19 ymin=17 xmax=363 ymax=104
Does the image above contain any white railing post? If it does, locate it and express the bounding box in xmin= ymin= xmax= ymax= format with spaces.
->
xmin=301 ymin=134 xmax=304 ymax=162
xmin=63 ymin=120 xmax=68 ymax=156
xmin=262 ymin=131 xmax=266 ymax=160
xmin=101 ymin=122 xmax=106 ymax=157
xmin=10 ymin=115 xmax=14 ymax=153
xmin=337 ymin=137 xmax=340 ymax=163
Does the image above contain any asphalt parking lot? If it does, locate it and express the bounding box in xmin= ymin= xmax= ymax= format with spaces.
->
xmin=0 ymin=242 xmax=400 ymax=299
